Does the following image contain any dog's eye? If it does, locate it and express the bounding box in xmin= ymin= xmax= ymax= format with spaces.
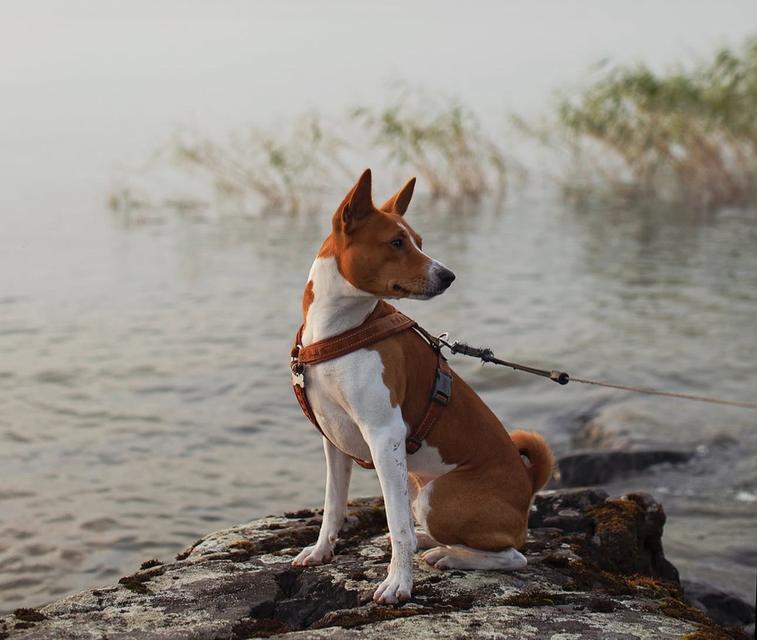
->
xmin=390 ymin=238 xmax=404 ymax=249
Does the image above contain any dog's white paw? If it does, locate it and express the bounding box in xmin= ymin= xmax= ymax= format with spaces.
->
xmin=372 ymin=568 xmax=412 ymax=604
xmin=292 ymin=544 xmax=333 ymax=567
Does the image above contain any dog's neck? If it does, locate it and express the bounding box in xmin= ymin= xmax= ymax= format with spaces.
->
xmin=302 ymin=255 xmax=378 ymax=346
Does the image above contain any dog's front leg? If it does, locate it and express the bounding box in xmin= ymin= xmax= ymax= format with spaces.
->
xmin=292 ymin=438 xmax=352 ymax=566
xmin=363 ymin=419 xmax=415 ymax=604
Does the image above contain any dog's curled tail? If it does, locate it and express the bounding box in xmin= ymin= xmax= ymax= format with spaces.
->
xmin=511 ymin=430 xmax=555 ymax=493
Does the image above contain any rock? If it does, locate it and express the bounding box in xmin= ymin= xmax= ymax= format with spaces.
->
xmin=572 ymin=416 xmax=628 ymax=449
xmin=529 ymin=488 xmax=679 ymax=582
xmin=683 ymin=579 xmax=755 ymax=629
xmin=0 ymin=492 xmax=745 ymax=640
xmin=557 ymin=449 xmax=694 ymax=487
xmin=528 ymin=487 xmax=610 ymax=533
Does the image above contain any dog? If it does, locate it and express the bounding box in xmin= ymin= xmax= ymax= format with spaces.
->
xmin=291 ymin=169 xmax=554 ymax=604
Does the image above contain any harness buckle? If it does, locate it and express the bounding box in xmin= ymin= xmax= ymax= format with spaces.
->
xmin=406 ymin=437 xmax=423 ymax=454
xmin=431 ymin=368 xmax=452 ymax=405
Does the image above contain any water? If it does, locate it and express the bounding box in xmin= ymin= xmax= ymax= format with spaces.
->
xmin=2 ymin=190 xmax=755 ymax=609
xmin=1 ymin=0 xmax=756 ymax=613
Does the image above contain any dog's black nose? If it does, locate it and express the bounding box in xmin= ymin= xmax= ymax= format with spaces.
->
xmin=439 ymin=268 xmax=456 ymax=285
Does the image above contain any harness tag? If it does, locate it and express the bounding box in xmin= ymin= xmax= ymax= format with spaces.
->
xmin=431 ymin=368 xmax=452 ymax=405
xmin=291 ymin=358 xmax=305 ymax=388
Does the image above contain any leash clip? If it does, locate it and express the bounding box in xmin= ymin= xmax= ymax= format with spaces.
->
xmin=550 ymin=370 xmax=570 ymax=385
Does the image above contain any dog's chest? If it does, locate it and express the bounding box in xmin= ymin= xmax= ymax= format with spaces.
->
xmin=302 ymin=347 xmax=457 ymax=480
xmin=303 ymin=349 xmax=388 ymax=461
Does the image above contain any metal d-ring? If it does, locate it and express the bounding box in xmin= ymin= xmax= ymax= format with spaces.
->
xmin=435 ymin=332 xmax=453 ymax=350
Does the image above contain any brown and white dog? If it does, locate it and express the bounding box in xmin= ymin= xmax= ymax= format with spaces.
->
xmin=292 ymin=169 xmax=554 ymax=604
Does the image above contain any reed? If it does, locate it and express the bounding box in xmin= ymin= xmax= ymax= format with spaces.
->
xmin=172 ymin=113 xmax=349 ymax=214
xmin=108 ymin=88 xmax=510 ymax=220
xmin=352 ymin=86 xmax=508 ymax=203
xmin=108 ymin=113 xmax=350 ymax=218
xmin=527 ymin=37 xmax=757 ymax=211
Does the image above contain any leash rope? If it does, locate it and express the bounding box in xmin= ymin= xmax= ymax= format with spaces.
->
xmin=436 ymin=335 xmax=757 ymax=410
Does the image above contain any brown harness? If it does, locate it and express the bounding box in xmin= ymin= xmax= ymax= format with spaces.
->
xmin=290 ymin=305 xmax=452 ymax=469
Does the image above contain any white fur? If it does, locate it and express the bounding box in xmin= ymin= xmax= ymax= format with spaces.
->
xmin=305 ymin=346 xmax=416 ymax=602
xmin=302 ymin=257 xmax=376 ymax=345
xmin=407 ymin=444 xmax=456 ymax=480
xmin=296 ymin=255 xmax=416 ymax=603
xmin=397 ymin=221 xmax=452 ymax=301
xmin=293 ymin=251 xmax=507 ymax=604
xmin=299 ymin=256 xmax=457 ymax=479
xmin=292 ymin=439 xmax=352 ymax=566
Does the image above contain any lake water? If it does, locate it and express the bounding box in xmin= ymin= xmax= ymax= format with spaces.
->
xmin=1 ymin=0 xmax=756 ymax=612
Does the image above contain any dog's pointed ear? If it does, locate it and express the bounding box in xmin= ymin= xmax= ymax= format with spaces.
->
xmin=380 ymin=177 xmax=416 ymax=216
xmin=339 ymin=169 xmax=373 ymax=232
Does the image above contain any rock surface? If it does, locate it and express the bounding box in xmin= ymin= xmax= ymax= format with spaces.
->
xmin=557 ymin=449 xmax=693 ymax=487
xmin=683 ymin=579 xmax=756 ymax=630
xmin=0 ymin=490 xmax=746 ymax=640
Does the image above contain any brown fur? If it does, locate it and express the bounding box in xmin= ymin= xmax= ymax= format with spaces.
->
xmin=320 ymin=170 xmax=435 ymax=299
xmin=302 ymin=280 xmax=314 ymax=324
xmin=368 ymin=318 xmax=538 ymax=551
xmin=510 ymin=430 xmax=555 ymax=492
xmin=380 ymin=177 xmax=416 ymax=215
xmin=312 ymin=169 xmax=554 ymax=553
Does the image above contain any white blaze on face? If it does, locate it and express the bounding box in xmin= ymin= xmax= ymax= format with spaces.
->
xmin=397 ymin=222 xmax=448 ymax=283
xmin=397 ymin=222 xmax=451 ymax=283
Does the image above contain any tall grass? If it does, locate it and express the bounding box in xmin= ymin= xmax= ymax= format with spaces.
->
xmin=108 ymin=88 xmax=510 ymax=219
xmin=173 ymin=113 xmax=351 ymax=214
xmin=530 ymin=37 xmax=757 ymax=211
xmin=109 ymin=114 xmax=349 ymax=218
xmin=111 ymin=39 xmax=757 ymax=220
xmin=352 ymin=86 xmax=509 ymax=203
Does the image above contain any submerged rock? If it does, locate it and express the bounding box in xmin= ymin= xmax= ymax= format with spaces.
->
xmin=557 ymin=449 xmax=693 ymax=487
xmin=683 ymin=579 xmax=755 ymax=630
xmin=0 ymin=491 xmax=746 ymax=639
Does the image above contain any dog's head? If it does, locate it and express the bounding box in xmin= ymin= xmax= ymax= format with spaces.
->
xmin=323 ymin=169 xmax=455 ymax=300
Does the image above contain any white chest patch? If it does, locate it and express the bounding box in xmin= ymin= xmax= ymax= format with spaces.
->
xmin=305 ymin=348 xmax=456 ymax=480
xmin=302 ymin=257 xmax=376 ymax=346
xmin=305 ymin=349 xmax=394 ymax=462
xmin=300 ymin=253 xmax=456 ymax=479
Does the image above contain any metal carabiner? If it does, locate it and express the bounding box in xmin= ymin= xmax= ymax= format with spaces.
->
xmin=435 ymin=332 xmax=453 ymax=350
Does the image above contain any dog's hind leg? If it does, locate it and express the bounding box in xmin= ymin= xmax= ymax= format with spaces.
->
xmin=292 ymin=438 xmax=352 ymax=566
xmin=417 ymin=471 xmax=530 ymax=571
xmin=421 ymin=545 xmax=526 ymax=570
xmin=387 ymin=475 xmax=439 ymax=549
xmin=415 ymin=530 xmax=441 ymax=550
xmin=408 ymin=475 xmax=440 ymax=549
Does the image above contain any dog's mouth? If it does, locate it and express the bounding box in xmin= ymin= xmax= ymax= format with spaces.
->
xmin=392 ymin=283 xmax=449 ymax=300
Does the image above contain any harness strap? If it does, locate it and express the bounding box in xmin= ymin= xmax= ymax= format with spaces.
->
xmin=294 ymin=311 xmax=416 ymax=365
xmin=406 ymin=352 xmax=452 ymax=454
xmin=291 ymin=307 xmax=452 ymax=469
